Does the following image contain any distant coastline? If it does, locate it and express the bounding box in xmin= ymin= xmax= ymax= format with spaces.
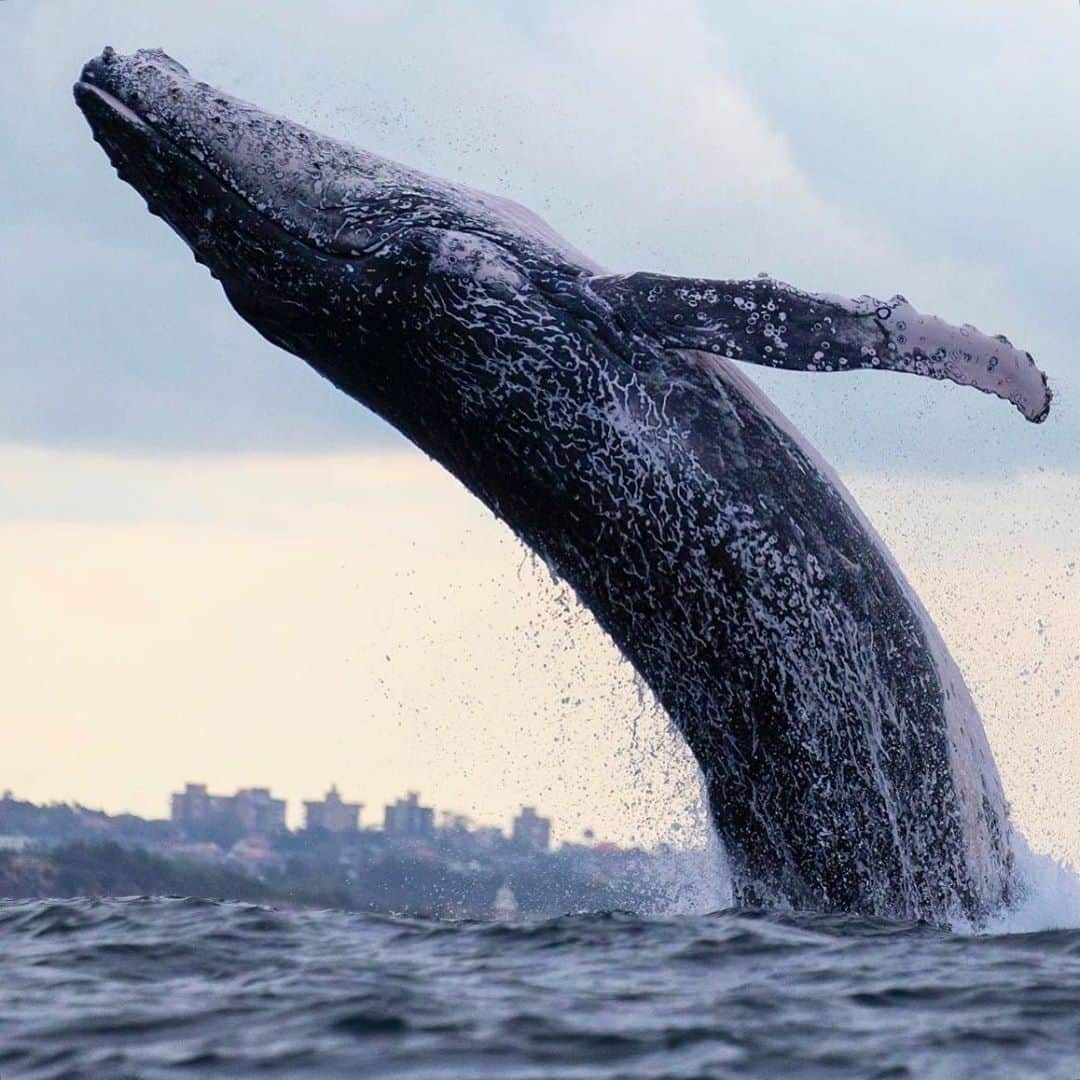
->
xmin=0 ymin=792 xmax=708 ymax=918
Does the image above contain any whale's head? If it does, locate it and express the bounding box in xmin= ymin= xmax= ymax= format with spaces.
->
xmin=76 ymin=47 xmax=446 ymax=254
xmin=76 ymin=48 xmax=431 ymax=364
xmin=74 ymin=47 xmax=601 ymax=413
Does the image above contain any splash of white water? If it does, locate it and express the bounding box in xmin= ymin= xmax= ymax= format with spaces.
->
xmin=979 ymin=836 xmax=1080 ymax=935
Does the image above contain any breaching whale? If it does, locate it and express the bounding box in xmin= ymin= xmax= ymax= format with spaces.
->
xmin=75 ymin=48 xmax=1052 ymax=924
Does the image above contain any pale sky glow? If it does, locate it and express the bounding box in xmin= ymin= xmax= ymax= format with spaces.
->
xmin=3 ymin=447 xmax=1078 ymax=856
xmin=2 ymin=3 xmax=1078 ymax=856
xmin=0 ymin=446 xmax=711 ymax=848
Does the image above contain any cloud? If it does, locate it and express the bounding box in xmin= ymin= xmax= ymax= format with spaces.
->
xmin=2 ymin=0 xmax=1073 ymax=471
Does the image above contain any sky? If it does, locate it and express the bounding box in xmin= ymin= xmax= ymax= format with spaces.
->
xmin=2 ymin=2 xmax=1078 ymax=855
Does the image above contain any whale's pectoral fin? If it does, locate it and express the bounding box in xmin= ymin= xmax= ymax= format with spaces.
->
xmin=590 ymin=272 xmax=1052 ymax=423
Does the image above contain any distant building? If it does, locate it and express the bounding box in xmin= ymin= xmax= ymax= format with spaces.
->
xmin=472 ymin=825 xmax=505 ymax=849
xmin=303 ymin=785 xmax=362 ymax=832
xmin=170 ymin=783 xmax=286 ymax=837
xmin=171 ymin=783 xmax=214 ymax=829
xmin=511 ymin=806 xmax=551 ymax=852
xmin=232 ymin=788 xmax=286 ymax=834
xmin=439 ymin=811 xmax=471 ymax=834
xmin=384 ymin=791 xmax=434 ymax=839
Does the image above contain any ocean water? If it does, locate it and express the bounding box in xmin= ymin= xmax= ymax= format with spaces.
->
xmin=3 ymin=893 xmax=1080 ymax=1079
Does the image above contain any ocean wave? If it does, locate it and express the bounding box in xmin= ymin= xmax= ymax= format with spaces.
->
xmin=3 ymin=896 xmax=1080 ymax=1077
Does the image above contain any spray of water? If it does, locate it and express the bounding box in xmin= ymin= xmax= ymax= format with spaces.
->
xmin=978 ymin=837 xmax=1080 ymax=935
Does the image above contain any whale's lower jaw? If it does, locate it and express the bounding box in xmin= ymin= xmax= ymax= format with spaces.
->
xmin=74 ymin=78 xmax=299 ymax=292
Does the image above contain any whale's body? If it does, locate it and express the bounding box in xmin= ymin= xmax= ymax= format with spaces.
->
xmin=76 ymin=49 xmax=1052 ymax=924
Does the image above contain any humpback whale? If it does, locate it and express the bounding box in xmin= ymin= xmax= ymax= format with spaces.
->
xmin=75 ymin=48 xmax=1051 ymax=924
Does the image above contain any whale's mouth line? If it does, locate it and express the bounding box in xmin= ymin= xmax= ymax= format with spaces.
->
xmin=75 ymin=81 xmax=149 ymax=132
xmin=75 ymin=79 xmax=261 ymax=233
xmin=76 ymin=78 xmax=427 ymax=271
xmin=75 ymin=78 xmax=339 ymax=262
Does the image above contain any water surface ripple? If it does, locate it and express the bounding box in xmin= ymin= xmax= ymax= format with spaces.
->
xmin=2 ymin=897 xmax=1080 ymax=1077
